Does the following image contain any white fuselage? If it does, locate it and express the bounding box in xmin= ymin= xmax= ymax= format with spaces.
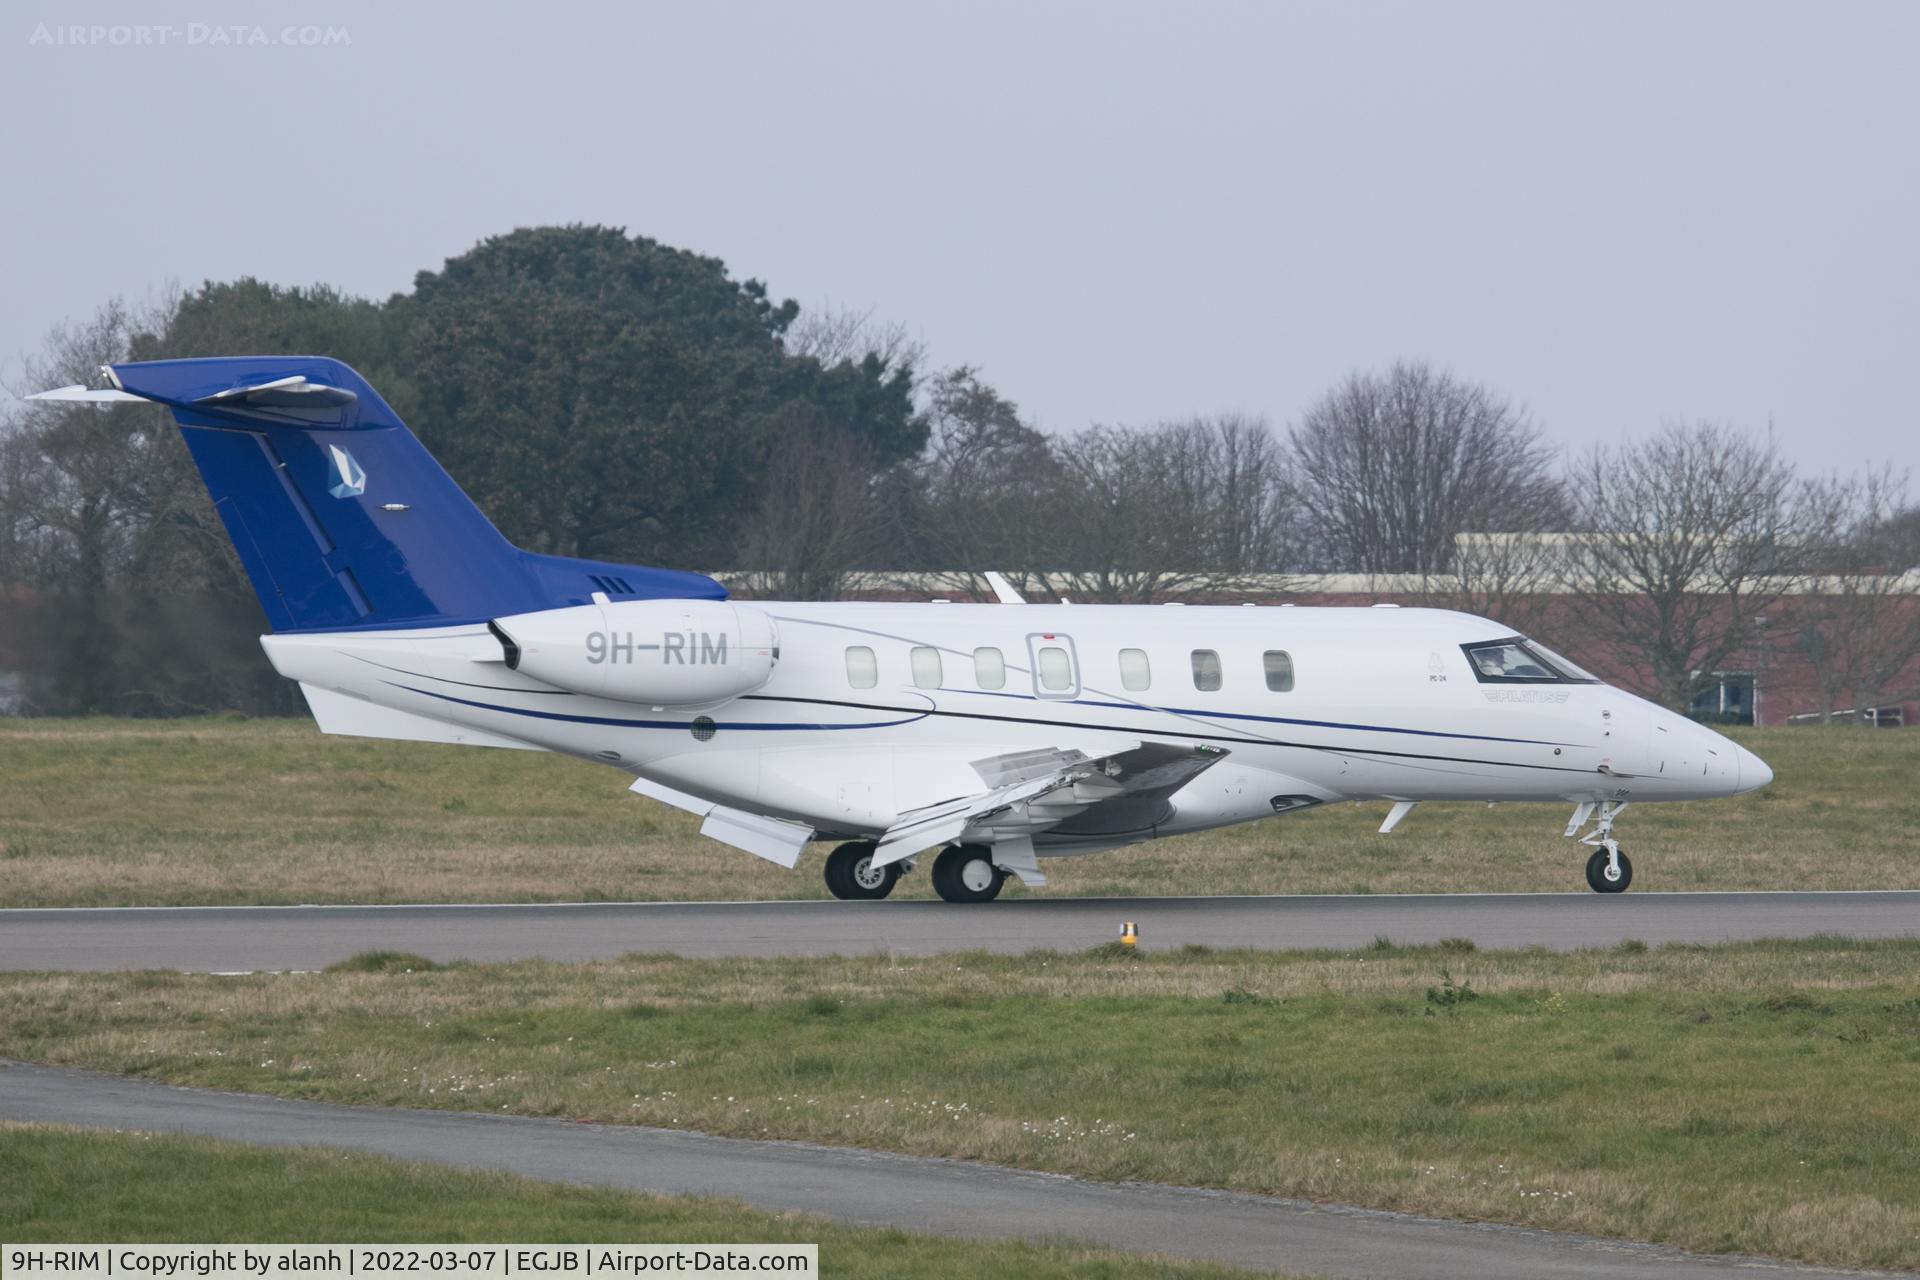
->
xmin=262 ymin=601 xmax=1768 ymax=859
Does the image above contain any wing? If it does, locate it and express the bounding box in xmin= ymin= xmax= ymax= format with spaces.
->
xmin=628 ymin=774 xmax=814 ymax=869
xmin=872 ymin=741 xmax=1228 ymax=871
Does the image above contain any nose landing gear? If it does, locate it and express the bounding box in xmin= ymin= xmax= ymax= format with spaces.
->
xmin=1585 ymin=845 xmax=1633 ymax=893
xmin=1569 ymin=801 xmax=1633 ymax=893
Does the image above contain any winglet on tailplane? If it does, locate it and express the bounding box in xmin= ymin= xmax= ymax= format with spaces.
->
xmin=35 ymin=357 xmax=725 ymax=633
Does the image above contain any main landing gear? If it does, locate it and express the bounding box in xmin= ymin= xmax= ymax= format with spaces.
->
xmin=824 ymin=841 xmax=898 ymax=900
xmin=821 ymin=841 xmax=1010 ymax=903
xmin=1569 ymin=801 xmax=1633 ymax=893
xmin=931 ymin=844 xmax=1008 ymax=904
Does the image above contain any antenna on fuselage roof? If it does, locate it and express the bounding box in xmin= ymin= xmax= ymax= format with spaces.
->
xmin=983 ymin=571 xmax=1027 ymax=605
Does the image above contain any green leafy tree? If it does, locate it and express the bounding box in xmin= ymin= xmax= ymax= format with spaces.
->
xmin=133 ymin=279 xmax=403 ymax=372
xmin=400 ymin=225 xmax=921 ymax=566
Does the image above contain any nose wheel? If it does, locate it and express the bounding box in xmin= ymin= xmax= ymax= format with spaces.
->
xmin=1585 ymin=844 xmax=1633 ymax=893
xmin=1569 ymin=801 xmax=1634 ymax=893
xmin=824 ymin=841 xmax=898 ymax=900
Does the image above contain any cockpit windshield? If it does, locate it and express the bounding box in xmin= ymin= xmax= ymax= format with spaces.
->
xmin=1522 ymin=639 xmax=1599 ymax=683
xmin=1461 ymin=637 xmax=1599 ymax=684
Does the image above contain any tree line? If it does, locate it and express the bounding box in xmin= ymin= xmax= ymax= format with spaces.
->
xmin=2 ymin=225 xmax=1916 ymax=719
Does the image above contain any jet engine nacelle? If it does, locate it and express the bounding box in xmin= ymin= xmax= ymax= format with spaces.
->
xmin=492 ymin=599 xmax=778 ymax=708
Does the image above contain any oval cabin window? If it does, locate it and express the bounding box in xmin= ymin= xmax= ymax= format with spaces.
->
xmin=845 ymin=646 xmax=878 ymax=689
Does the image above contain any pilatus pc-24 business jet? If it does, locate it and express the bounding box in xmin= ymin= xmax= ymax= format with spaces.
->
xmin=34 ymin=357 xmax=1773 ymax=901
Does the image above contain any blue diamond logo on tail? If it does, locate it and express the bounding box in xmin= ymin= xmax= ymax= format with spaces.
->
xmin=326 ymin=444 xmax=366 ymax=499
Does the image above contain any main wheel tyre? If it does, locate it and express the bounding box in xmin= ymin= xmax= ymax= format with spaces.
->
xmin=931 ymin=844 xmax=1006 ymax=904
xmin=825 ymin=841 xmax=897 ymax=901
xmin=1585 ymin=846 xmax=1633 ymax=894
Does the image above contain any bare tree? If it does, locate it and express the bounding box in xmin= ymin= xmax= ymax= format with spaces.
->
xmin=1035 ymin=414 xmax=1301 ymax=603
xmin=1792 ymin=473 xmax=1920 ymax=721
xmin=1415 ymin=531 xmax=1563 ymax=639
xmin=0 ymin=298 xmax=293 ymax=715
xmin=1 ymin=302 xmax=154 ymax=711
xmin=1560 ymin=423 xmax=1814 ymax=712
xmin=783 ymin=303 xmax=924 ymax=381
xmin=732 ymin=406 xmax=894 ymax=601
xmin=898 ymin=390 xmax=1302 ymax=603
xmin=894 ymin=367 xmax=1063 ymax=599
xmin=1290 ymin=362 xmax=1564 ymax=573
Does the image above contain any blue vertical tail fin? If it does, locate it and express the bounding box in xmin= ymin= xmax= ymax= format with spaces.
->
xmin=95 ymin=356 xmax=723 ymax=632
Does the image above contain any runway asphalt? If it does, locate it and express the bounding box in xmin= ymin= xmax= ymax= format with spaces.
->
xmin=4 ymin=1059 xmax=1905 ymax=1280
xmin=1 ymin=891 xmax=1916 ymax=971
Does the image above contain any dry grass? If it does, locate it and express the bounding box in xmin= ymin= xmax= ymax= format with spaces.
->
xmin=2 ymin=718 xmax=1916 ymax=906
xmin=0 ymin=1124 xmax=1279 ymax=1277
xmin=3 ymin=939 xmax=1918 ymax=1269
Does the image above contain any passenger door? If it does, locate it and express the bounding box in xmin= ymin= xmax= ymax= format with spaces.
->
xmin=1026 ymin=632 xmax=1080 ymax=700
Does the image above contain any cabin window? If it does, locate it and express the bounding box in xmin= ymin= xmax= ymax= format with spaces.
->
xmin=1190 ymin=649 xmax=1222 ymax=691
xmin=910 ymin=645 xmax=943 ymax=689
xmin=1263 ymin=650 xmax=1294 ymax=692
xmin=974 ymin=647 xmax=1006 ymax=690
xmin=845 ymin=645 xmax=878 ymax=689
xmin=1119 ymin=648 xmax=1151 ymax=692
xmin=1037 ymin=646 xmax=1073 ymax=691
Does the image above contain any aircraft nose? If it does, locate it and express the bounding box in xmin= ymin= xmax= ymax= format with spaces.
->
xmin=1735 ymin=743 xmax=1774 ymax=794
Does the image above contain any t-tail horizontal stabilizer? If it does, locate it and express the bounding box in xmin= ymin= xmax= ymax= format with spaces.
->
xmin=29 ymin=367 xmax=356 ymax=411
xmin=29 ymin=356 xmax=726 ymax=634
xmin=27 ymin=383 xmax=145 ymax=403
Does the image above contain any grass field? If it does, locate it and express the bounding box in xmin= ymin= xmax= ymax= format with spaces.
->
xmin=4 ymin=939 xmax=1918 ymax=1269
xmin=3 ymin=718 xmax=1916 ymax=906
xmin=0 ymin=1125 xmax=1273 ymax=1278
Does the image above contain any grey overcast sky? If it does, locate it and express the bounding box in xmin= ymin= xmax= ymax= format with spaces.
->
xmin=3 ymin=0 xmax=1916 ymax=477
